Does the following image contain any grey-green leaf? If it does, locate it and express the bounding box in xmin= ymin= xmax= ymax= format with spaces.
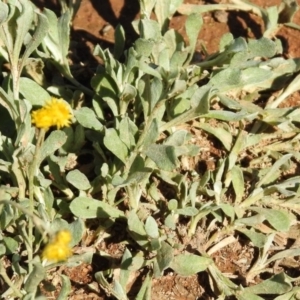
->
xmin=19 ymin=77 xmax=50 ymax=106
xmin=57 ymin=275 xmax=71 ymax=300
xmin=155 ymin=241 xmax=174 ymax=274
xmin=144 ymin=144 xmax=177 ymax=171
xmin=244 ymin=273 xmax=292 ymax=295
xmin=237 ymin=228 xmax=267 ymax=248
xmin=24 ymin=261 xmax=46 ymax=294
xmin=103 ymin=128 xmax=128 ymax=163
xmin=74 ymin=107 xmax=103 ymax=131
xmin=251 ymin=208 xmax=291 ymax=232
xmin=170 ymin=254 xmax=212 ymax=276
xmin=145 ymin=216 xmax=159 ymax=238
xmin=66 ymin=169 xmax=91 ymax=190
xmin=40 ymin=131 xmax=67 ymax=163
xmin=70 ymin=197 xmax=124 ymax=219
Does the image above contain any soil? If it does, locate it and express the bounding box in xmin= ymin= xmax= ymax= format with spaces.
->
xmin=29 ymin=0 xmax=300 ymax=299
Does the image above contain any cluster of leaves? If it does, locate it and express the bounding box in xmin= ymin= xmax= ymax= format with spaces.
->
xmin=1 ymin=0 xmax=300 ymax=299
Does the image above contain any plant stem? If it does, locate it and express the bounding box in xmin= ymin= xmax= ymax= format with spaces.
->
xmin=0 ymin=263 xmax=24 ymax=299
xmin=28 ymin=129 xmax=46 ymax=272
xmin=0 ymin=200 xmax=46 ymax=232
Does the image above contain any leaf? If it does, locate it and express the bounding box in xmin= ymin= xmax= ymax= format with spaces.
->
xmin=114 ymin=24 xmax=125 ymax=59
xmin=58 ymin=11 xmax=71 ymax=67
xmin=168 ymin=199 xmax=178 ymax=211
xmin=250 ymin=208 xmax=291 ymax=232
xmin=0 ymin=203 xmax=14 ymax=230
xmin=68 ymin=218 xmax=85 ymax=247
xmin=119 ymin=248 xmax=133 ymax=291
xmin=155 ymin=241 xmax=174 ymax=274
xmin=69 ymin=197 xmax=124 ymax=219
xmin=135 ymin=273 xmax=152 ymax=300
xmin=19 ymin=77 xmax=50 ymax=106
xmin=140 ymin=19 xmax=161 ymax=39
xmin=237 ymin=228 xmax=267 ymax=248
xmin=257 ymin=154 xmax=292 ymax=187
xmin=196 ymin=123 xmax=232 ymax=151
xmin=244 ymin=273 xmax=292 ymax=295
xmin=176 ymin=207 xmax=198 ymax=216
xmin=190 ymin=85 xmax=211 ymax=113
xmin=95 ymin=271 xmax=127 ymax=300
xmin=145 ymin=216 xmax=159 ymax=238
xmin=127 ymin=211 xmax=148 ymax=247
xmin=66 ymin=169 xmax=91 ymax=190
xmin=22 ymin=10 xmax=49 ymax=65
xmin=218 ymin=203 xmax=235 ymax=220
xmin=139 ymin=0 xmax=156 ymax=17
xmin=127 ymin=212 xmax=147 ymax=237
xmin=185 ymin=13 xmax=203 ymax=61
xmin=40 ymin=131 xmax=67 ymax=163
xmin=170 ymin=254 xmax=212 ymax=276
xmin=274 ymin=287 xmax=300 ymax=300
xmin=231 ymin=165 xmax=245 ymax=203
xmin=3 ymin=237 xmax=18 ymax=254
xmin=103 ymin=128 xmax=128 ymax=163
xmin=154 ymin=0 xmax=171 ymax=33
xmin=150 ymin=77 xmax=163 ymax=111
xmin=0 ymin=2 xmax=8 ymax=25
xmin=112 ymin=281 xmax=127 ymax=300
xmin=266 ymin=248 xmax=300 ymax=265
xmin=119 ymin=117 xmax=135 ymax=149
xmin=165 ymin=130 xmax=189 ymax=147
xmin=74 ymin=107 xmax=103 ymax=131
xmin=24 ymin=261 xmax=46 ymax=294
xmin=0 ymin=87 xmax=18 ymax=121
xmin=57 ymin=275 xmax=71 ymax=300
xmin=143 ymin=119 xmax=159 ymax=148
xmin=13 ymin=0 xmax=34 ymax=63
xmin=121 ymin=83 xmax=137 ymax=103
xmin=237 ymin=292 xmax=265 ymax=300
xmin=164 ymin=214 xmax=176 ymax=230
xmin=144 ymin=144 xmax=177 ymax=171
xmin=207 ymin=263 xmax=238 ymax=296
xmin=0 ymin=244 xmax=6 ymax=257
xmin=247 ymin=37 xmax=278 ymax=59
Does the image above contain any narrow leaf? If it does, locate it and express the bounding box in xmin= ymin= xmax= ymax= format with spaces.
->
xmin=244 ymin=273 xmax=292 ymax=295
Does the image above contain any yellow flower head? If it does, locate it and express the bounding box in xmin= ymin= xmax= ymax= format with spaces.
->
xmin=42 ymin=230 xmax=72 ymax=262
xmin=31 ymin=98 xmax=73 ymax=129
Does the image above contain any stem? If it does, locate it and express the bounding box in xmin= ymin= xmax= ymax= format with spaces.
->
xmin=0 ymin=262 xmax=24 ymax=299
xmin=28 ymin=129 xmax=46 ymax=272
xmin=11 ymin=65 xmax=20 ymax=101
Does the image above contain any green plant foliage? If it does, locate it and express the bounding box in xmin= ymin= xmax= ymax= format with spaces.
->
xmin=170 ymin=254 xmax=212 ymax=276
xmin=1 ymin=0 xmax=300 ymax=298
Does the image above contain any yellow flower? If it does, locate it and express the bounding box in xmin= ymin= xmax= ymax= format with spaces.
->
xmin=42 ymin=230 xmax=72 ymax=262
xmin=31 ymin=98 xmax=73 ymax=129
